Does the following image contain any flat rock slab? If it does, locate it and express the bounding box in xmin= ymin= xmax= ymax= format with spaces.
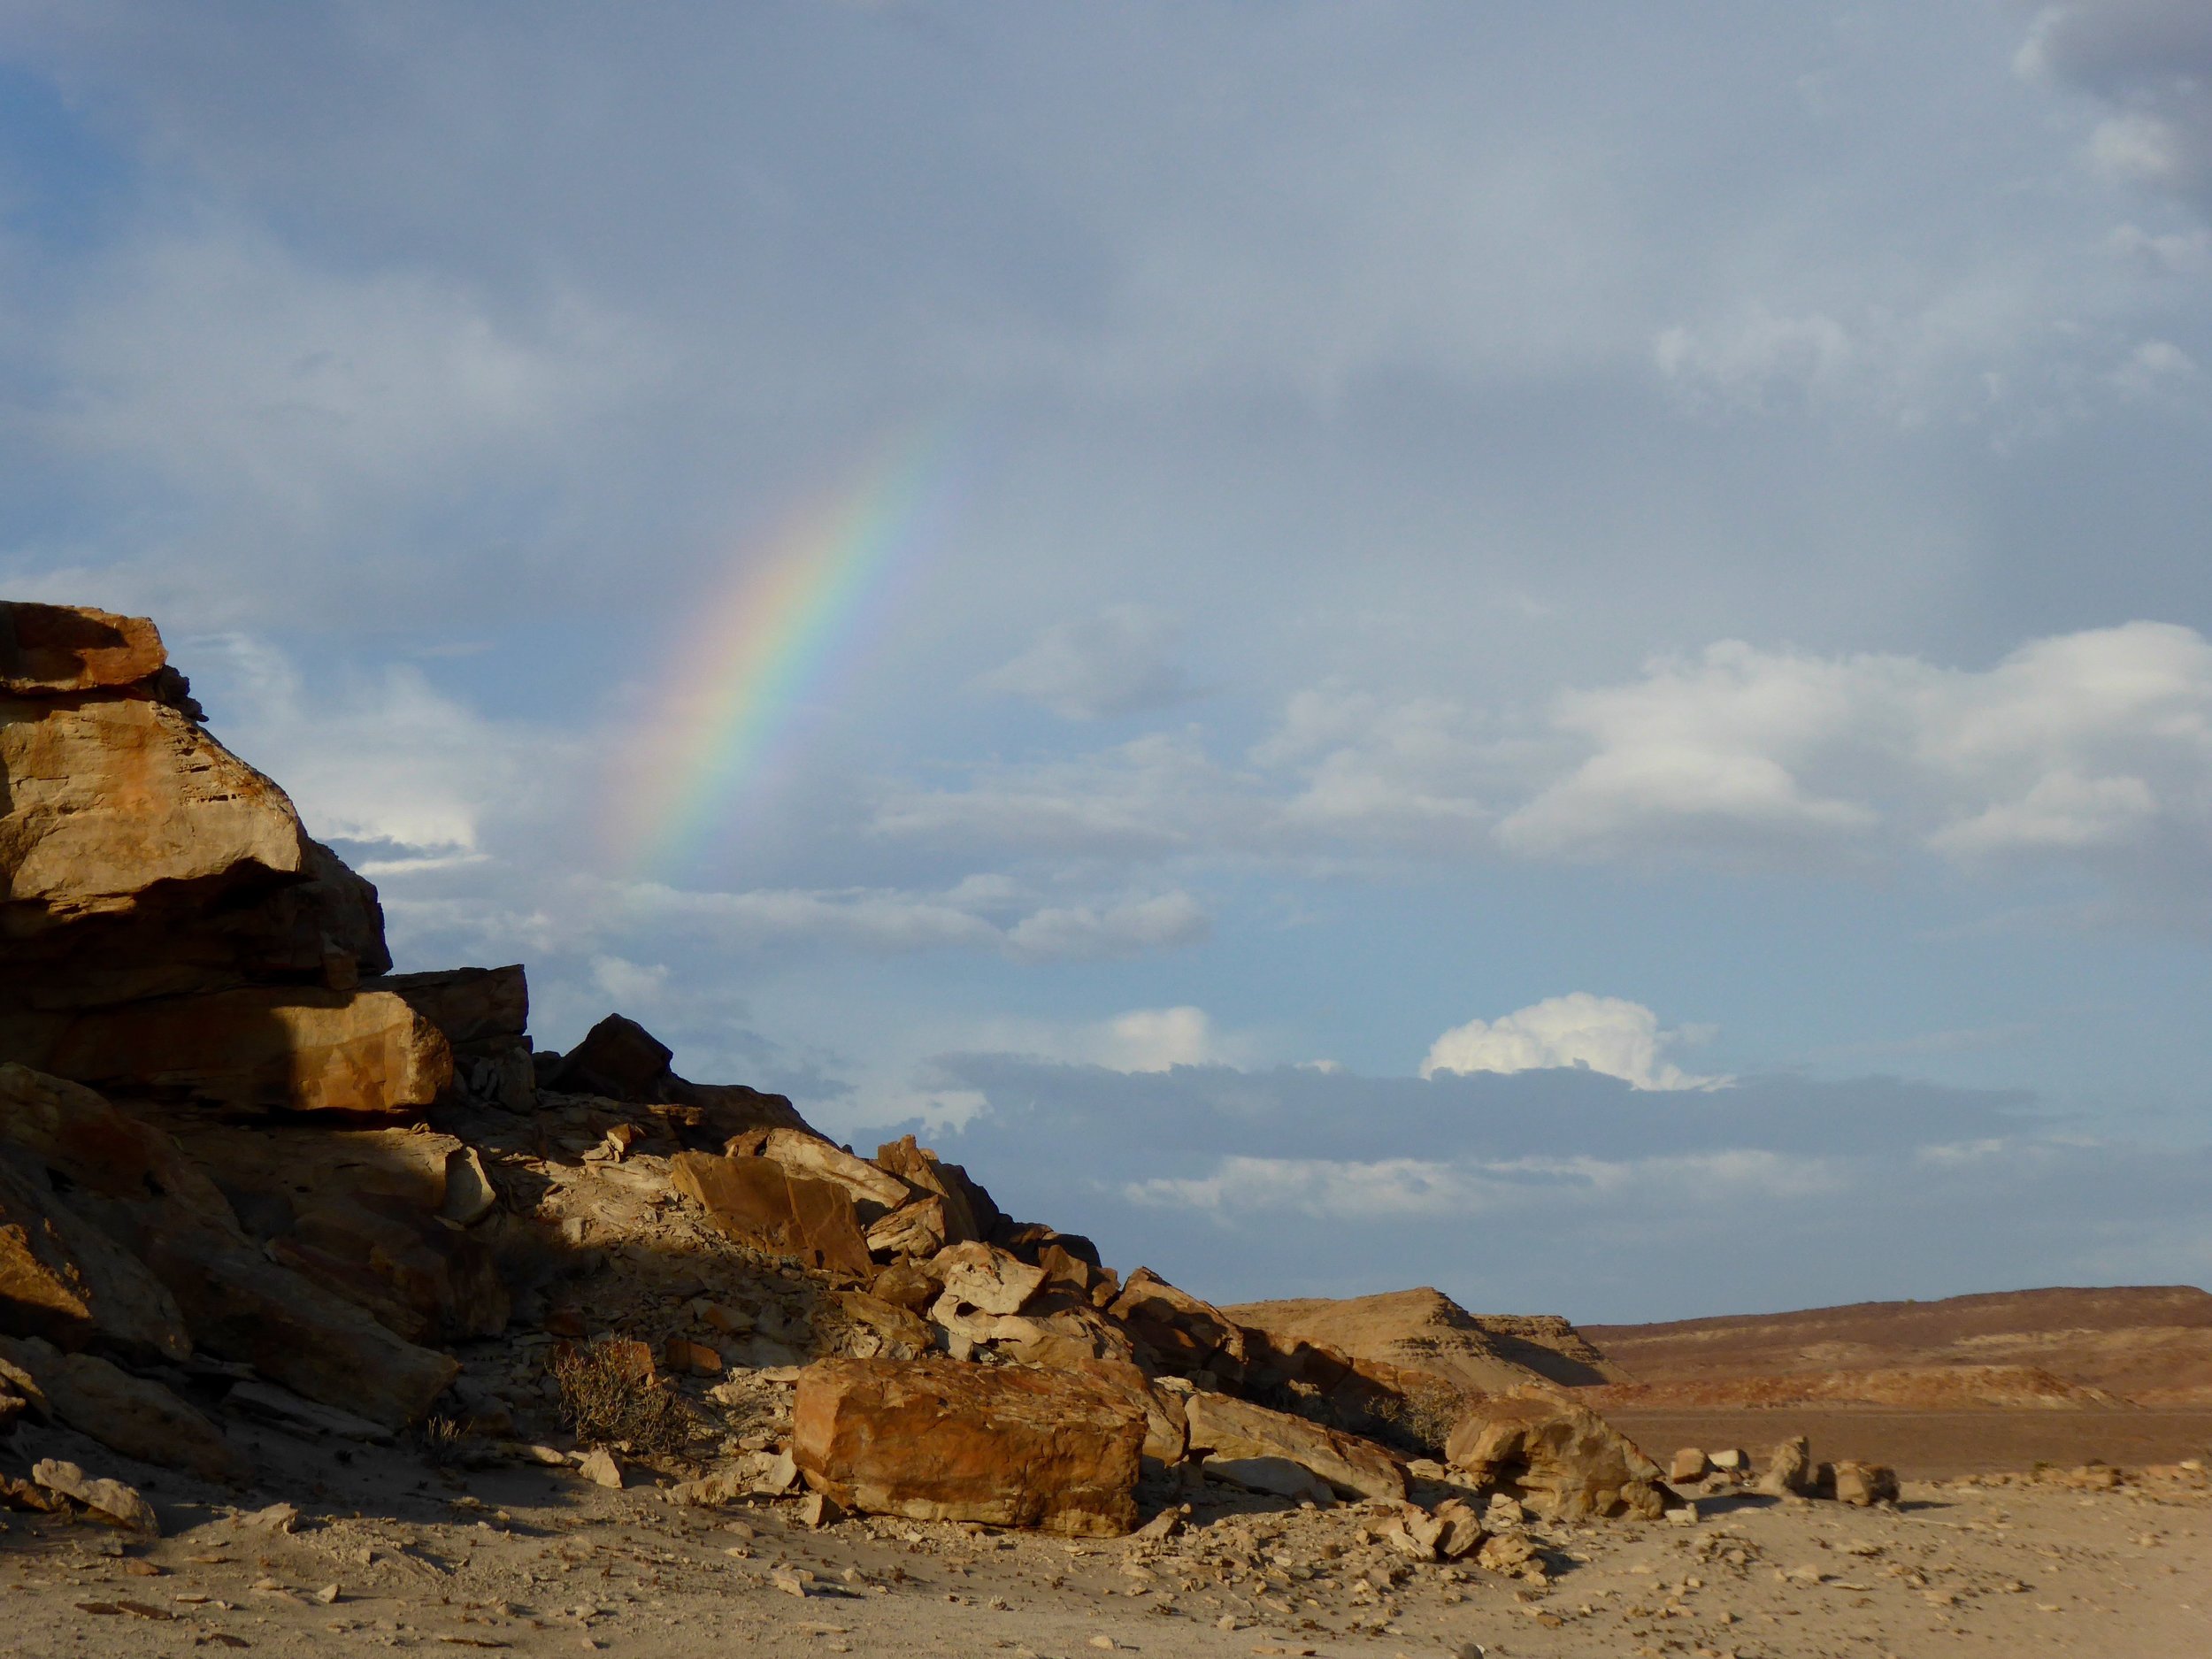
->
xmin=793 ymin=1356 xmax=1147 ymax=1536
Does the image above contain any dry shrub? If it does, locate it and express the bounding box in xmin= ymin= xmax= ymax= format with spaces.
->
xmin=1365 ymin=1379 xmax=1473 ymax=1459
xmin=550 ymin=1340 xmax=692 ymax=1457
xmin=415 ymin=1414 xmax=471 ymax=1467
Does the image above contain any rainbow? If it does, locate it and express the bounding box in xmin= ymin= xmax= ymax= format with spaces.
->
xmin=609 ymin=423 xmax=968 ymax=878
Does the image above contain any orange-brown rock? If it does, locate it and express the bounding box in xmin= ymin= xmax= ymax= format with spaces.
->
xmin=1183 ymin=1388 xmax=1406 ymax=1502
xmin=0 ymin=1146 xmax=190 ymax=1362
xmin=0 ymin=1065 xmax=457 ymax=1427
xmin=1070 ymin=1356 xmax=1187 ymax=1465
xmin=0 ymin=602 xmax=168 ymax=695
xmin=1832 ymin=1459 xmax=1900 ymax=1506
xmin=793 ymin=1356 xmax=1146 ymax=1535
xmin=669 ymin=1150 xmax=872 ymax=1278
xmin=1445 ymin=1387 xmax=1674 ymax=1520
xmin=872 ymin=1134 xmax=1001 ymax=1246
xmin=11 ymin=987 xmax=450 ymax=1116
xmin=865 ymin=1194 xmax=949 ymax=1258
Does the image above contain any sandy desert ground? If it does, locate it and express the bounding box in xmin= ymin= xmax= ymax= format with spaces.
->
xmin=6 ymin=1403 xmax=2208 ymax=1659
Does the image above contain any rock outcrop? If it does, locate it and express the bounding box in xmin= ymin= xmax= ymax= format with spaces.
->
xmin=0 ymin=599 xmax=1680 ymax=1544
xmin=0 ymin=602 xmax=440 ymax=1115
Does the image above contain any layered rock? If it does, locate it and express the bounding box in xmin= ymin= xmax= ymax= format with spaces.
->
xmin=874 ymin=1134 xmax=1001 ymax=1248
xmin=1225 ymin=1286 xmax=1617 ymax=1393
xmin=0 ymin=1064 xmax=458 ymax=1428
xmin=0 ymin=1144 xmax=190 ymax=1362
xmin=0 ymin=603 xmax=388 ymax=1013
xmin=9 ymin=986 xmax=450 ymax=1116
xmin=793 ymin=1356 xmax=1147 ymax=1535
xmin=0 ymin=603 xmax=470 ymax=1119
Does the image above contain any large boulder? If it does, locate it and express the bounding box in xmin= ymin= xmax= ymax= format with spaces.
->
xmin=793 ymin=1357 xmax=1147 ymax=1535
xmin=669 ymin=1150 xmax=873 ymax=1278
xmin=541 ymin=1012 xmax=813 ymax=1140
xmin=0 ymin=603 xmax=389 ymax=1011
xmin=547 ymin=1013 xmax=675 ymax=1100
xmin=0 ymin=601 xmax=167 ymax=695
xmin=1183 ymin=1389 xmax=1406 ymax=1502
xmin=0 ymin=1145 xmax=191 ymax=1362
xmin=1445 ymin=1388 xmax=1675 ymax=1520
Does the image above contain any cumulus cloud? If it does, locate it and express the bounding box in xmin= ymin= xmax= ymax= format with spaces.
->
xmin=1501 ymin=623 xmax=2212 ymax=890
xmin=978 ymin=606 xmax=1199 ymax=719
xmin=1421 ymin=994 xmax=1728 ymax=1091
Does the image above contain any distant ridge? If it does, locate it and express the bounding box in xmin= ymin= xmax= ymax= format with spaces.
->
xmin=1586 ymin=1285 xmax=2212 ymax=1405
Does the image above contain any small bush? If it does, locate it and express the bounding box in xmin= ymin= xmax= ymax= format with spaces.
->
xmin=549 ymin=1340 xmax=692 ymax=1457
xmin=416 ymin=1414 xmax=471 ymax=1467
xmin=1365 ymin=1379 xmax=1471 ymax=1458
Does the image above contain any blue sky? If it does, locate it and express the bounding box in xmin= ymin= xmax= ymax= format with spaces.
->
xmin=4 ymin=2 xmax=2210 ymax=1320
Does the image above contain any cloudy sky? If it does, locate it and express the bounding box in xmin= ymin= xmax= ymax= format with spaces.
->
xmin=5 ymin=2 xmax=2210 ymax=1321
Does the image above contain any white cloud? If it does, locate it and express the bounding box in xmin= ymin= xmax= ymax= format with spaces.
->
xmin=977 ymin=605 xmax=1198 ymax=719
xmin=1420 ymin=994 xmax=1729 ymax=1092
xmin=873 ymin=730 xmax=1260 ymax=856
xmin=1003 ymin=891 xmax=1210 ymax=963
xmin=2090 ymin=112 xmax=2186 ymax=184
xmin=23 ymin=225 xmax=650 ymax=629
xmin=1257 ymin=687 xmax=1497 ymax=846
xmin=2108 ymin=337 xmax=2201 ymax=398
xmin=1653 ymin=307 xmax=1854 ymax=413
xmin=1502 ymin=623 xmax=2212 ymax=879
xmin=589 ymin=955 xmax=671 ymax=1009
